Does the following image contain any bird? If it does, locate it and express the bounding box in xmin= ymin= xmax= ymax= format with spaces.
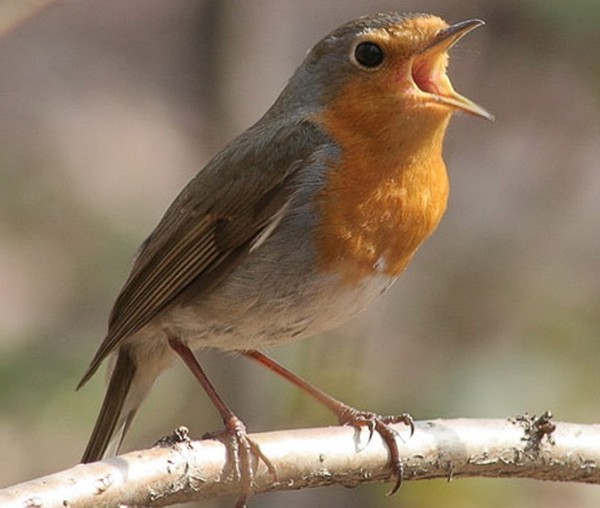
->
xmin=78 ymin=11 xmax=492 ymax=506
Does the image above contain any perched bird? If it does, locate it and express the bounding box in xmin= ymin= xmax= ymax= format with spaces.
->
xmin=78 ymin=11 xmax=491 ymax=505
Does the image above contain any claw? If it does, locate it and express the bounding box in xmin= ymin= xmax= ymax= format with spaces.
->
xmin=337 ymin=406 xmax=413 ymax=495
xmin=386 ymin=460 xmax=404 ymax=496
xmin=382 ymin=413 xmax=415 ymax=438
xmin=365 ymin=418 xmax=376 ymax=444
xmin=206 ymin=415 xmax=277 ymax=502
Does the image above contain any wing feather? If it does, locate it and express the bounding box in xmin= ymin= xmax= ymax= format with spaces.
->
xmin=78 ymin=119 xmax=327 ymax=388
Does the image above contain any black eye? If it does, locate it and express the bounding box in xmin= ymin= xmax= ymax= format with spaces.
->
xmin=354 ymin=41 xmax=384 ymax=68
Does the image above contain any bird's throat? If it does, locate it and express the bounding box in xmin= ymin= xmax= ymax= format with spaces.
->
xmin=315 ymin=108 xmax=450 ymax=285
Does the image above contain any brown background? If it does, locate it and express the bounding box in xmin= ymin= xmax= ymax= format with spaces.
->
xmin=0 ymin=1 xmax=599 ymax=507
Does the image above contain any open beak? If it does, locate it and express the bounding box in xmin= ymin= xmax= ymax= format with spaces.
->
xmin=411 ymin=19 xmax=494 ymax=120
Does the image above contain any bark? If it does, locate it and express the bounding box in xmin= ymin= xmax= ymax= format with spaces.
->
xmin=1 ymin=415 xmax=599 ymax=507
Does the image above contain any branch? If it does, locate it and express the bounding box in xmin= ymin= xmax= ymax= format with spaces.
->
xmin=2 ymin=416 xmax=599 ymax=507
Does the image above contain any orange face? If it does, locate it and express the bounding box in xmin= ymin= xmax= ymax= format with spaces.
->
xmin=335 ymin=15 xmax=491 ymax=121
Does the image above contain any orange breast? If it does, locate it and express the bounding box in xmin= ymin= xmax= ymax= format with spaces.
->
xmin=314 ymin=78 xmax=451 ymax=285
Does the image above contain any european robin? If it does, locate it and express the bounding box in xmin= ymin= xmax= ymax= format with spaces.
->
xmin=78 ymin=11 xmax=491 ymax=505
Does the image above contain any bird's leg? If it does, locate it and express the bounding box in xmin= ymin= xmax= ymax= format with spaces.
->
xmin=242 ymin=349 xmax=414 ymax=495
xmin=168 ymin=338 xmax=275 ymax=507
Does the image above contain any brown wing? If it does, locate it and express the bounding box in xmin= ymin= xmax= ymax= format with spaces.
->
xmin=78 ymin=119 xmax=324 ymax=388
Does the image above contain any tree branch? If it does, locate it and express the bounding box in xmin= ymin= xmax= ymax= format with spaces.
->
xmin=2 ymin=416 xmax=599 ymax=507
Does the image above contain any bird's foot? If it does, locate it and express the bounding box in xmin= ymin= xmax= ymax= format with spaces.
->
xmin=203 ymin=415 xmax=276 ymax=507
xmin=337 ymin=406 xmax=414 ymax=495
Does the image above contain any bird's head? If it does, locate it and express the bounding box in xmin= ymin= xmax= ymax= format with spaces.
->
xmin=289 ymin=12 xmax=492 ymax=125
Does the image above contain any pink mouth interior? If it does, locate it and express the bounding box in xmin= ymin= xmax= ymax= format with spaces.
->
xmin=411 ymin=58 xmax=444 ymax=96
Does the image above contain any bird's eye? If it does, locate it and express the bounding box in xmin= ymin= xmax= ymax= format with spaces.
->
xmin=353 ymin=41 xmax=384 ymax=69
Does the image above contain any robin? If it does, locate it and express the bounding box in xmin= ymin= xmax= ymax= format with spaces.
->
xmin=78 ymin=11 xmax=491 ymax=506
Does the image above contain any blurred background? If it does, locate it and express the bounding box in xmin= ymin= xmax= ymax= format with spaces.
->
xmin=0 ymin=0 xmax=599 ymax=506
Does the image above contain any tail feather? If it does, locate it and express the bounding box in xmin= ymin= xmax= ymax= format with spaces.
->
xmin=81 ymin=348 xmax=139 ymax=463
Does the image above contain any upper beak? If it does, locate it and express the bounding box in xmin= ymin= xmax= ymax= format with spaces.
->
xmin=427 ymin=19 xmax=485 ymax=54
xmin=413 ymin=19 xmax=494 ymax=121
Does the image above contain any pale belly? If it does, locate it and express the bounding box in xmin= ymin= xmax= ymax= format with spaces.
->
xmin=152 ymin=262 xmax=397 ymax=352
